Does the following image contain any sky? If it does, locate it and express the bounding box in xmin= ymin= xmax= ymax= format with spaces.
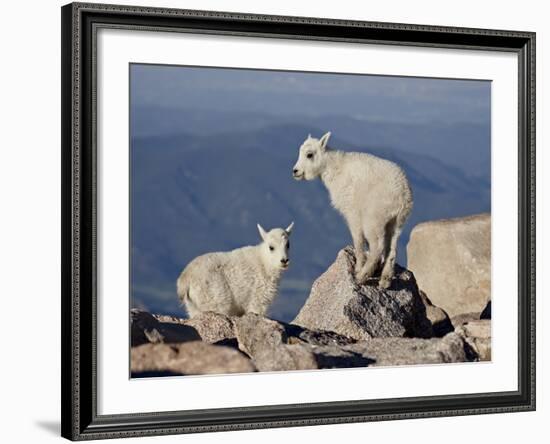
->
xmin=131 ymin=63 xmax=491 ymax=126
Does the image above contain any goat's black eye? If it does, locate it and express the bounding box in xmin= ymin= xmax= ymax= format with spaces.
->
xmin=306 ymin=153 xmax=314 ymax=159
xmin=287 ymin=241 xmax=290 ymax=249
xmin=269 ymin=246 xmax=274 ymax=251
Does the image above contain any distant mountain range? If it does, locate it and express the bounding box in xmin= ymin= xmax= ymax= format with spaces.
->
xmin=130 ymin=110 xmax=490 ymax=322
xmin=132 ymin=106 xmax=490 ymax=179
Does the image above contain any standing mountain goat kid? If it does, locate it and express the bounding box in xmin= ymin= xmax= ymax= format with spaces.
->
xmin=293 ymin=132 xmax=412 ymax=289
xmin=177 ymin=223 xmax=294 ymax=318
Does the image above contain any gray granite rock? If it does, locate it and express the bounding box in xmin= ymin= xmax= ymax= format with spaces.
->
xmin=293 ymin=247 xmax=432 ymax=340
xmin=455 ymin=320 xmax=491 ymax=361
xmin=451 ymin=312 xmax=482 ymax=329
xmin=233 ymin=313 xmax=371 ymax=371
xmin=131 ymin=341 xmax=256 ymax=375
xmin=419 ymin=291 xmax=454 ymax=337
xmin=131 ymin=309 xmax=478 ymax=374
xmin=233 ymin=314 xmax=316 ymax=371
xmin=407 ymin=213 xmax=491 ymax=318
xmin=349 ymin=332 xmax=476 ymax=366
xmin=132 ymin=309 xmax=237 ymax=347
xmin=181 ymin=311 xmax=235 ymax=344
xmin=233 ymin=313 xmax=288 ymax=356
xmin=130 ymin=309 xmax=201 ymax=346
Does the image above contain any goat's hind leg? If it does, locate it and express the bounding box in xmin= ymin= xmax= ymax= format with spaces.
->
xmin=356 ymin=225 xmax=385 ymax=284
xmin=191 ymin=274 xmax=234 ymax=316
xmin=379 ymin=218 xmax=402 ymax=289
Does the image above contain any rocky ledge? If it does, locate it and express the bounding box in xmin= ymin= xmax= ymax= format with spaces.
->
xmin=131 ymin=244 xmax=491 ymax=376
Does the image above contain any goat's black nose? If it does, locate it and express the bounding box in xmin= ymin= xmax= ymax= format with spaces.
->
xmin=293 ymin=169 xmax=298 ymax=174
xmin=281 ymin=258 xmax=289 ymax=264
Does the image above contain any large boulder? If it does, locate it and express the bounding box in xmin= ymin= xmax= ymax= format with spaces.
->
xmin=407 ymin=213 xmax=491 ymax=318
xmin=292 ymin=247 xmax=432 ymax=340
xmin=131 ymin=341 xmax=256 ymax=376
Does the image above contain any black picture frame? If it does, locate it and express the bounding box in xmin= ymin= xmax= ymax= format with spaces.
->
xmin=61 ymin=2 xmax=536 ymax=440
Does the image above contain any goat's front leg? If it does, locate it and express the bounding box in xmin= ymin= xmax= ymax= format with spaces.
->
xmin=246 ymin=297 xmax=270 ymax=317
xmin=348 ymin=219 xmax=366 ymax=279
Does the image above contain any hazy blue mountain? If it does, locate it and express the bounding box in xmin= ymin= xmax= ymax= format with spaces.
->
xmin=130 ymin=122 xmax=490 ymax=322
xmin=132 ymin=106 xmax=490 ymax=180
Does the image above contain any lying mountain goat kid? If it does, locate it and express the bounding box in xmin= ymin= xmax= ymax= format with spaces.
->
xmin=293 ymin=132 xmax=412 ymax=289
xmin=177 ymin=223 xmax=294 ymax=318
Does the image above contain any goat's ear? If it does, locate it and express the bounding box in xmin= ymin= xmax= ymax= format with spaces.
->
xmin=257 ymin=223 xmax=267 ymax=241
xmin=319 ymin=131 xmax=331 ymax=150
xmin=285 ymin=221 xmax=294 ymax=235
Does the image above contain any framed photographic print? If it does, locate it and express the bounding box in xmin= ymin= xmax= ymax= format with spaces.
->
xmin=61 ymin=2 xmax=536 ymax=440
